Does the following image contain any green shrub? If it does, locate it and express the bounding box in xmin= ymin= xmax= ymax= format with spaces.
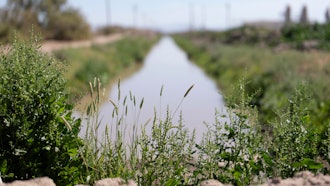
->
xmin=45 ymin=8 xmax=91 ymax=40
xmin=281 ymin=23 xmax=330 ymax=50
xmin=0 ymin=39 xmax=83 ymax=185
xmin=0 ymin=1 xmax=91 ymax=42
xmin=195 ymin=84 xmax=264 ymax=186
xmin=96 ymin=26 xmax=126 ymax=35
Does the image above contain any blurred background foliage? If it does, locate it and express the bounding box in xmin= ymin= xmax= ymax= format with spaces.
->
xmin=0 ymin=0 xmax=91 ymax=42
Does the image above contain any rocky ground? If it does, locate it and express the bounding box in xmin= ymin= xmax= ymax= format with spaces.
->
xmin=1 ymin=171 xmax=330 ymax=186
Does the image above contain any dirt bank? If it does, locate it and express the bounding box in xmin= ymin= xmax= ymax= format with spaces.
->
xmin=39 ymin=33 xmax=123 ymax=53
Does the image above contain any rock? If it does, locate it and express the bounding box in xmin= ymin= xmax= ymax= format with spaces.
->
xmin=294 ymin=171 xmax=314 ymax=178
xmin=302 ymin=40 xmax=319 ymax=50
xmin=258 ymin=171 xmax=330 ymax=186
xmin=0 ymin=177 xmax=55 ymax=186
xmin=317 ymin=173 xmax=330 ymax=184
xmin=94 ymin=178 xmax=137 ymax=186
xmin=200 ymin=179 xmax=232 ymax=186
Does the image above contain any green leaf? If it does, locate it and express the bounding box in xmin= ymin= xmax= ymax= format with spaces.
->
xmin=302 ymin=158 xmax=323 ymax=170
xmin=261 ymin=152 xmax=273 ymax=165
xmin=68 ymin=148 xmax=78 ymax=158
xmin=233 ymin=170 xmax=242 ymax=180
xmin=0 ymin=160 xmax=7 ymax=173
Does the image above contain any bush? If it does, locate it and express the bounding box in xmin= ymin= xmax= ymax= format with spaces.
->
xmin=0 ymin=1 xmax=91 ymax=42
xmin=0 ymin=39 xmax=83 ymax=185
xmin=281 ymin=23 xmax=330 ymax=50
xmin=45 ymin=8 xmax=91 ymax=40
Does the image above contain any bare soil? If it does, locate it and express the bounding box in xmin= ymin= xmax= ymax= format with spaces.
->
xmin=39 ymin=33 xmax=123 ymax=53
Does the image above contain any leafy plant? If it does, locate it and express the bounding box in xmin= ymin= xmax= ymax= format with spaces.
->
xmin=0 ymin=38 xmax=83 ymax=185
xmin=194 ymin=80 xmax=265 ymax=186
xmin=267 ymin=84 xmax=322 ymax=178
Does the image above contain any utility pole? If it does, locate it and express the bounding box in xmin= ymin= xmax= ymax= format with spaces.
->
xmin=201 ymin=5 xmax=207 ymax=30
xmin=133 ymin=4 xmax=138 ymax=28
xmin=105 ymin=0 xmax=111 ymax=26
xmin=189 ymin=3 xmax=194 ymax=31
xmin=225 ymin=3 xmax=231 ymax=29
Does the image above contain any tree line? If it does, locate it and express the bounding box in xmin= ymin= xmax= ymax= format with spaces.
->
xmin=0 ymin=0 xmax=91 ymax=42
xmin=284 ymin=5 xmax=330 ymax=25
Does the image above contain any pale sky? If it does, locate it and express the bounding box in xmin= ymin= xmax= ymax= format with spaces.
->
xmin=67 ymin=0 xmax=329 ymax=32
xmin=1 ymin=1 xmax=329 ymax=32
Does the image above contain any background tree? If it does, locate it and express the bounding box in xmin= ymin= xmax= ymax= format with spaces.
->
xmin=325 ymin=8 xmax=330 ymax=23
xmin=0 ymin=0 xmax=90 ymax=41
xmin=284 ymin=5 xmax=292 ymax=25
xmin=299 ymin=5 xmax=309 ymax=25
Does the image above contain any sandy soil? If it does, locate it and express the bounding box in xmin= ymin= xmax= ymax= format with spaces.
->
xmin=0 ymin=33 xmax=123 ymax=55
xmin=39 ymin=33 xmax=123 ymax=53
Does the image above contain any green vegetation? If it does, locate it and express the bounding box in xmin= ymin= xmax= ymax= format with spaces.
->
xmin=172 ymin=31 xmax=330 ymax=184
xmin=188 ymin=21 xmax=330 ymax=51
xmin=78 ymin=78 xmax=330 ymax=186
xmin=0 ymin=0 xmax=90 ymax=42
xmin=79 ymin=80 xmax=196 ymax=185
xmin=282 ymin=23 xmax=330 ymax=50
xmin=0 ymin=33 xmax=330 ymax=186
xmin=0 ymin=39 xmax=83 ymax=185
xmin=96 ymin=25 xmax=129 ymax=35
xmin=173 ymin=33 xmax=330 ymax=130
xmin=54 ymin=34 xmax=159 ymax=102
xmin=0 ymin=34 xmax=159 ymax=185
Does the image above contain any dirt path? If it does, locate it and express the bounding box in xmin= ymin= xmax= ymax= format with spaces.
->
xmin=39 ymin=33 xmax=123 ymax=53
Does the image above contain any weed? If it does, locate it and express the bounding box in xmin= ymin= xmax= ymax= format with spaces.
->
xmin=0 ymin=38 xmax=83 ymax=185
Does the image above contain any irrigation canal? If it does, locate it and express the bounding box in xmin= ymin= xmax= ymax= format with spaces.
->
xmin=98 ymin=36 xmax=226 ymax=142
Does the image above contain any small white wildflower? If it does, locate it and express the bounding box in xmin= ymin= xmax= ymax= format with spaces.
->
xmin=55 ymin=147 xmax=59 ymax=152
xmin=4 ymin=119 xmax=10 ymax=127
xmin=14 ymin=149 xmax=27 ymax=156
xmin=300 ymin=126 xmax=307 ymax=134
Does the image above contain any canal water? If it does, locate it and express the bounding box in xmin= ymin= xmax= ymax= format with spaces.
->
xmin=98 ymin=36 xmax=226 ymax=141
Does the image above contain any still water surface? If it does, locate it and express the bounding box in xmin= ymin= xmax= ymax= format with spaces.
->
xmin=99 ymin=37 xmax=226 ymax=141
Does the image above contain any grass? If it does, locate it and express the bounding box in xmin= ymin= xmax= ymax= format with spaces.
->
xmin=173 ymin=33 xmax=330 ymax=132
xmin=79 ymin=79 xmax=197 ymax=185
xmin=53 ymin=34 xmax=159 ymax=104
xmin=77 ymin=76 xmax=330 ymax=186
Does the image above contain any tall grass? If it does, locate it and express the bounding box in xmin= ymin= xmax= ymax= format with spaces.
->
xmin=78 ymin=79 xmax=196 ymax=185
xmin=77 ymin=77 xmax=329 ymax=186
